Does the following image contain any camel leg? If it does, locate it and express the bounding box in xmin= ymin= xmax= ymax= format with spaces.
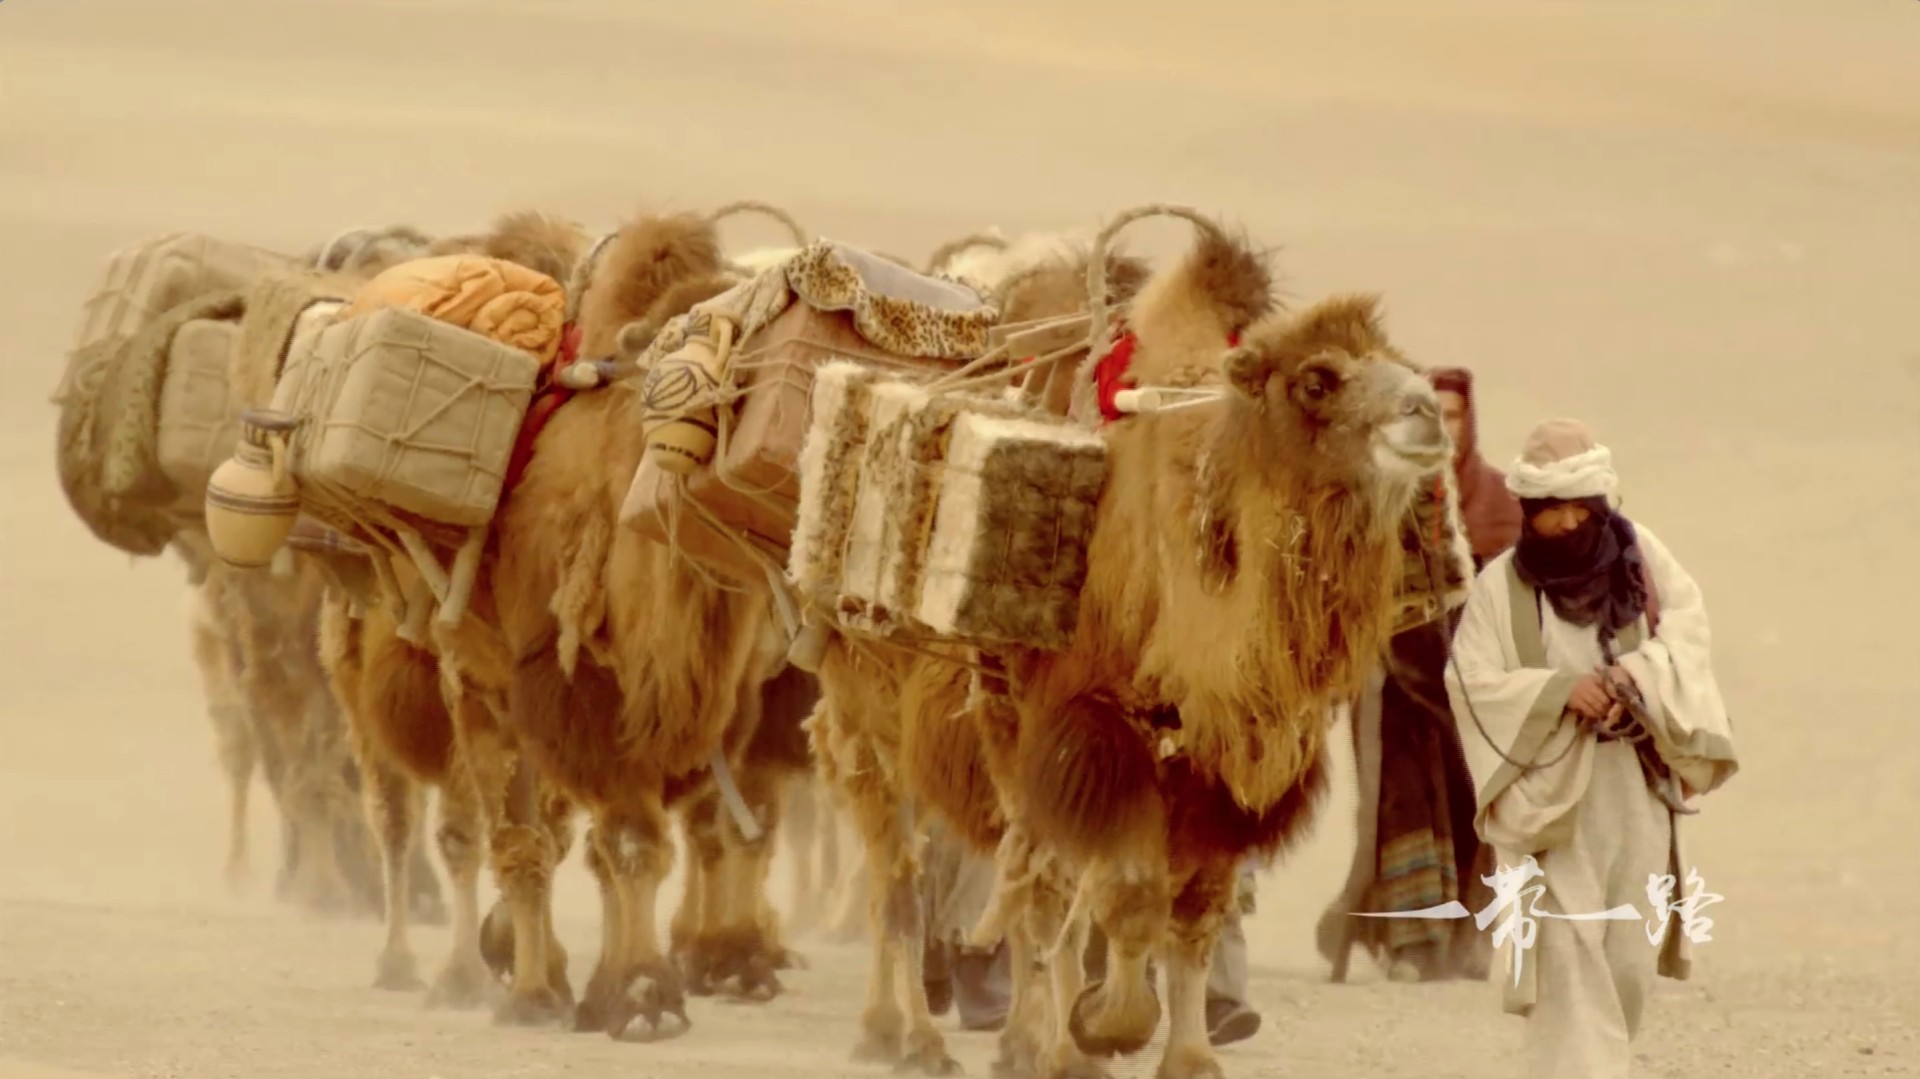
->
xmin=847 ymin=790 xmax=958 ymax=1075
xmin=426 ymin=755 xmax=495 ymax=1009
xmin=784 ymin=778 xmax=823 ymax=936
xmin=672 ymin=795 xmax=721 ymax=997
xmin=406 ymin=788 xmax=450 ymax=926
xmin=1152 ymin=866 xmax=1236 ymax=1079
xmin=729 ymin=813 xmax=795 ymax=999
xmin=1041 ymin=900 xmax=1108 ymax=1079
xmin=826 ymin=835 xmax=873 ymax=945
xmin=1070 ymin=856 xmax=1169 ymax=1059
xmin=465 ymin=717 xmax=570 ymax=1028
xmin=709 ymin=764 xmax=800 ymax=1001
xmin=595 ymin=801 xmax=684 ymax=1041
xmin=572 ymin=822 xmax=628 ymax=1032
xmin=192 ymin=607 xmax=255 ymax=893
xmin=993 ymin=912 xmax=1048 ymax=1079
xmin=817 ymin=785 xmax=845 ymax=931
xmin=975 ymin=831 xmax=1080 ymax=1079
xmin=360 ymin=759 xmax=426 ymax=991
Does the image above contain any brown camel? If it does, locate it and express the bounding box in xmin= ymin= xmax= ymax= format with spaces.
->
xmin=987 ymin=223 xmax=1453 ymax=1079
xmin=181 ymin=537 xmax=451 ymax=922
xmin=290 ymin=211 xmax=593 ymax=1016
xmin=802 ymin=231 xmax=1152 ymax=1078
xmin=809 ymin=220 xmax=1463 ymax=1079
xmin=479 ymin=207 xmax=803 ymax=1038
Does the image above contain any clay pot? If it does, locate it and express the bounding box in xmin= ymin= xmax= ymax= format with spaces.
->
xmin=205 ymin=409 xmax=302 ymax=568
xmin=641 ymin=315 xmax=734 ymax=475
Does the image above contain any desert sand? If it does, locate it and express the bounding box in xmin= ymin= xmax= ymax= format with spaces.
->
xmin=2 ymin=1 xmax=1917 ymax=1076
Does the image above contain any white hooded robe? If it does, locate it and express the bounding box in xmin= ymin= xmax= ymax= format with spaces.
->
xmin=1444 ymin=523 xmax=1737 ymax=1079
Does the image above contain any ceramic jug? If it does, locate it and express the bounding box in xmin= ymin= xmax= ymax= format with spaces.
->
xmin=205 ymin=409 xmax=302 ymax=568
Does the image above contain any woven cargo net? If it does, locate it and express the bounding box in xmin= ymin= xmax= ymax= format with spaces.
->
xmin=254 ymin=368 xmax=498 ymax=645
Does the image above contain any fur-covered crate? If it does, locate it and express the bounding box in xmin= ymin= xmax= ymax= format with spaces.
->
xmin=625 ymin=303 xmax=959 ymax=581
xmin=787 ymin=360 xmax=885 ymax=597
xmin=273 ymin=306 xmax=538 ymax=529
xmin=790 ymin=366 xmax=1107 ymax=650
xmin=833 ymin=380 xmax=937 ymax=630
xmin=913 ymin=412 xmax=1106 ymax=649
xmin=154 ymin=318 xmax=242 ymax=506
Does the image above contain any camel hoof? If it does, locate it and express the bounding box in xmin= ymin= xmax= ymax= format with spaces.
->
xmin=895 ymin=1045 xmax=963 ymax=1077
xmin=573 ymin=967 xmax=625 ymax=1034
xmin=493 ymin=986 xmax=569 ymax=1028
xmin=606 ymin=961 xmax=691 ymax=1042
xmin=1037 ymin=1055 xmax=1112 ymax=1079
xmin=729 ymin=951 xmax=785 ymax=1003
xmin=1069 ymin=979 xmax=1160 ymax=1059
xmin=991 ymin=1027 xmax=1045 ymax=1079
xmin=425 ymin=957 xmax=498 ymax=1010
xmin=675 ymin=944 xmax=718 ymax=998
xmin=1152 ymin=1045 xmax=1225 ymax=1079
xmin=477 ymin=900 xmax=514 ymax=985
xmin=373 ymin=950 xmax=426 ymax=993
xmin=852 ymin=1028 xmax=905 ymax=1066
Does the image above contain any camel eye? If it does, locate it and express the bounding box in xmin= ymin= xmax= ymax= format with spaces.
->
xmin=1296 ymin=362 xmax=1343 ymax=405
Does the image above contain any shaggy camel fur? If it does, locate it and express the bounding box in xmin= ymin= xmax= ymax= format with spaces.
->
xmin=991 ymin=227 xmax=1450 ymax=1079
xmin=480 ymin=208 xmax=809 ymax=1038
xmin=803 ymin=232 xmax=1151 ymax=1078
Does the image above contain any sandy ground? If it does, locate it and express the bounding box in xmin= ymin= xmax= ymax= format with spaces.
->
xmin=2 ymin=1 xmax=1918 ymax=1076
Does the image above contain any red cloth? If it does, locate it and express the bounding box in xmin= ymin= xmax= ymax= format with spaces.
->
xmin=1427 ymin=365 xmax=1522 ymax=564
xmin=1093 ymin=331 xmax=1139 ymax=423
xmin=501 ymin=322 xmax=583 ymax=498
xmin=1092 ymin=326 xmax=1241 ymax=424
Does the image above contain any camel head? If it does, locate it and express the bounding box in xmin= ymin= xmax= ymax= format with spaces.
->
xmin=1221 ymin=294 xmax=1446 ymax=500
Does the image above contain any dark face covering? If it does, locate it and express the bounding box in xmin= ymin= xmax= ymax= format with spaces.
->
xmin=1513 ymin=495 xmax=1648 ymax=635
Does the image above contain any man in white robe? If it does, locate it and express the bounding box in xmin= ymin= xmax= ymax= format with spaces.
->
xmin=1444 ymin=419 xmax=1738 ymax=1079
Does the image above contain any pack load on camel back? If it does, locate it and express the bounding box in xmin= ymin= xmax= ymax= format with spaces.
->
xmin=786 ymin=208 xmax=1475 ymax=662
xmin=202 ymin=253 xmax=567 ymax=638
xmin=593 ymin=237 xmax=1113 ymax=658
xmin=52 ymin=231 xmax=308 ymax=560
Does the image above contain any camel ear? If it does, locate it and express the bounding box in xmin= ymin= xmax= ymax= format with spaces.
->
xmin=1225 ymin=345 xmax=1277 ymax=399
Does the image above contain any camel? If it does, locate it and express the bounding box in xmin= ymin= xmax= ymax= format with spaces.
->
xmin=180 ymin=536 xmax=443 ymax=922
xmin=806 ymin=217 xmax=1460 ymax=1079
xmin=312 ymin=206 xmax=832 ymax=1036
xmin=982 ymin=222 xmax=1452 ymax=1079
xmin=294 ymin=210 xmax=595 ymax=1018
xmin=799 ymin=229 xmax=1154 ymax=1078
xmin=476 ymin=207 xmax=808 ymax=1038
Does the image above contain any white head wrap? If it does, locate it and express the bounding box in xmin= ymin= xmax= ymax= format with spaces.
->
xmin=1504 ymin=418 xmax=1619 ymax=501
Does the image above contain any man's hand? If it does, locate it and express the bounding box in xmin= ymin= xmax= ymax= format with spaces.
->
xmin=1602 ymin=664 xmax=1639 ymax=701
xmin=1567 ymin=674 xmax=1613 ymax=721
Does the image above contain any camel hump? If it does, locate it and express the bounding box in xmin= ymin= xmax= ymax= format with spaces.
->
xmin=1122 ymin=221 xmax=1278 ymax=385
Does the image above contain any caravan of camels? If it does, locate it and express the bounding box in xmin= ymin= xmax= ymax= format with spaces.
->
xmin=50 ymin=201 xmax=1475 ymax=1079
